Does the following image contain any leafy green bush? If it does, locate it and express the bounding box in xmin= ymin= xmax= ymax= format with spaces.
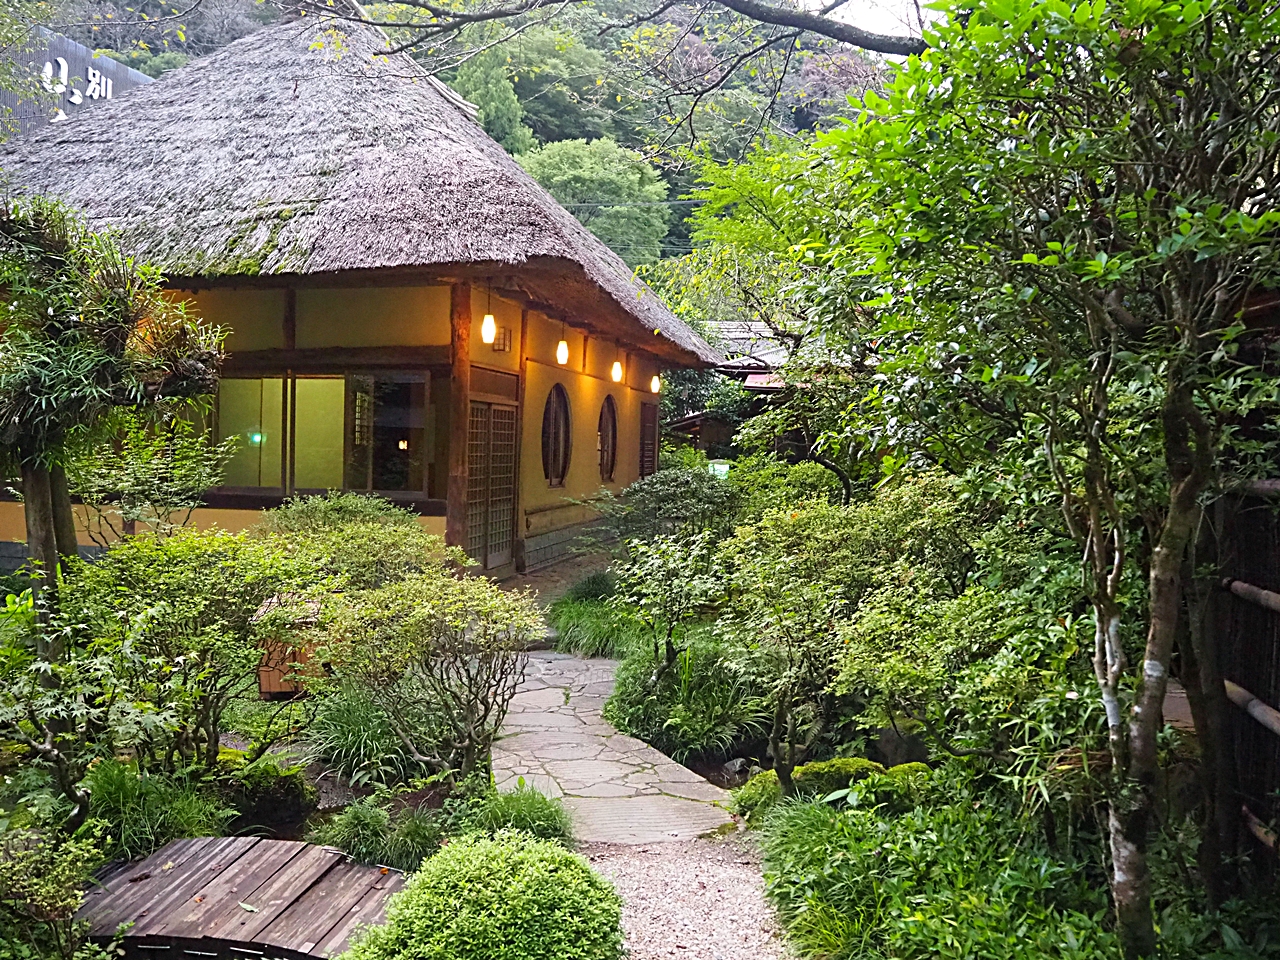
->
xmin=761 ymin=794 xmax=1117 ymax=960
xmin=59 ymin=528 xmax=304 ymax=771
xmin=310 ymin=783 xmax=573 ymax=871
xmin=728 ymin=452 xmax=842 ymax=520
xmin=258 ymin=492 xmax=422 ymax=533
xmin=603 ymin=632 xmax=766 ymax=761
xmin=257 ymin=493 xmax=462 ymax=591
xmin=342 ymin=832 xmax=623 ymax=960
xmin=561 ymin=571 xmax=616 ymax=603
xmin=318 ymin=573 xmax=539 ymax=785
xmin=466 ymin=784 xmax=574 ymax=846
xmin=731 ymin=757 xmax=887 ymax=823
xmin=82 ymin=758 xmax=233 ymax=861
xmin=0 ymin=828 xmax=115 ymax=960
xmin=217 ymin=752 xmax=318 ymax=836
xmin=547 ymin=597 xmax=645 ymax=659
xmin=594 ymin=464 xmax=739 ymax=542
xmin=309 ymin=797 xmax=445 ymax=873
xmin=310 ymin=685 xmax=431 ymax=787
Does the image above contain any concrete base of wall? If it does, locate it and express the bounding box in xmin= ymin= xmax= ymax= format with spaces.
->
xmin=0 ymin=541 xmax=106 ymax=575
xmin=521 ymin=519 xmax=608 ymax=571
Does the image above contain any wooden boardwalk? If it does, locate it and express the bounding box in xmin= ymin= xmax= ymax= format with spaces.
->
xmin=79 ymin=837 xmax=404 ymax=959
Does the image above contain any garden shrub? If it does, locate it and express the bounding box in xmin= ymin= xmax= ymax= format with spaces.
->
xmin=603 ymin=632 xmax=766 ymax=761
xmin=561 ymin=571 xmax=616 ymax=603
xmin=593 ymin=463 xmax=739 ymax=542
xmin=257 ymin=493 xmax=466 ymax=591
xmin=217 ymin=752 xmax=318 ymax=837
xmin=761 ymin=794 xmax=1118 ymax=960
xmin=82 ymin=758 xmax=233 ymax=860
xmin=0 ymin=828 xmax=115 ymax=960
xmin=59 ymin=529 xmax=304 ymax=771
xmin=310 ymin=684 xmax=431 ymax=787
xmin=731 ymin=757 xmax=887 ymax=823
xmin=727 ymin=452 xmax=841 ymax=520
xmin=318 ymin=572 xmax=540 ymax=785
xmin=342 ymin=832 xmax=623 ymax=960
xmin=309 ymin=797 xmax=445 ymax=873
xmin=547 ymin=597 xmax=645 ymax=659
xmin=466 ymin=783 xmax=574 ymax=846
xmin=257 ymin=491 xmax=421 ymax=533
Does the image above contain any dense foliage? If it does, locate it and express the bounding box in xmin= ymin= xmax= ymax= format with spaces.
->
xmin=342 ymin=832 xmax=624 ymax=960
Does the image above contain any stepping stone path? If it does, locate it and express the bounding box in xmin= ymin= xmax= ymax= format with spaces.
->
xmin=493 ymin=651 xmax=734 ymax=843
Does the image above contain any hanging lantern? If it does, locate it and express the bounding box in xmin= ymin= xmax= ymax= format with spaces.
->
xmin=611 ymin=360 xmax=623 ymax=382
xmin=650 ymin=375 xmax=661 ymax=394
xmin=481 ymin=313 xmax=497 ymax=344
xmin=556 ymin=339 xmax=569 ymax=365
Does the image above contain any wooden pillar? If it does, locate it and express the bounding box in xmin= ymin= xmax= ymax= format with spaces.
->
xmin=446 ymin=282 xmax=472 ymax=548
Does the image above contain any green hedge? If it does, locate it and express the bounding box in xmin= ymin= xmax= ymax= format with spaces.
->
xmin=731 ymin=757 xmax=897 ymax=823
xmin=342 ymin=832 xmax=623 ymax=960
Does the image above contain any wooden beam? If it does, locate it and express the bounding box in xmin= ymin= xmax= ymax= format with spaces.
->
xmin=1222 ymin=577 xmax=1280 ymax=615
xmin=223 ymin=345 xmax=450 ymax=375
xmin=515 ymin=307 xmax=528 ymax=565
xmin=1244 ymin=804 xmax=1278 ymax=851
xmin=446 ymin=283 xmax=472 ymax=549
xmin=283 ymin=287 xmax=297 ymax=350
xmin=1225 ymin=679 xmax=1280 ymax=738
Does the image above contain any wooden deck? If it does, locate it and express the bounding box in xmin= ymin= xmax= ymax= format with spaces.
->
xmin=78 ymin=837 xmax=406 ymax=960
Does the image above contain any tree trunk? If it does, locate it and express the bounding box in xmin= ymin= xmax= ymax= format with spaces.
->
xmin=1110 ymin=386 xmax=1209 ymax=959
xmin=49 ymin=463 xmax=79 ymax=562
xmin=21 ymin=461 xmax=62 ymax=656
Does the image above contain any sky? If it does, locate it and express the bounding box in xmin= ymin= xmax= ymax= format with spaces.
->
xmin=826 ymin=0 xmax=935 ymax=40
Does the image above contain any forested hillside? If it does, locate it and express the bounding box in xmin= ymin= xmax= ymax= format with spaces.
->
xmin=54 ymin=0 xmax=883 ymax=265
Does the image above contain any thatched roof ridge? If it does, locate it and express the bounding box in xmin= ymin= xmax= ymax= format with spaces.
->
xmin=0 ymin=18 xmax=716 ymax=365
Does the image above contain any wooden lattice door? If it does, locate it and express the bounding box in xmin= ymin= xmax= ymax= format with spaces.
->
xmin=639 ymin=403 xmax=659 ymax=478
xmin=467 ymin=401 xmax=517 ymax=568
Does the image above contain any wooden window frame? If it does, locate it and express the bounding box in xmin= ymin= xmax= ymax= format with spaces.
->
xmin=598 ymin=395 xmax=618 ymax=482
xmin=541 ymin=383 xmax=572 ymax=488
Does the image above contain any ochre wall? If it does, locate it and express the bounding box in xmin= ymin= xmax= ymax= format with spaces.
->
xmin=520 ymin=310 xmax=661 ymax=539
xmin=186 ymin=288 xmax=287 ymax=352
xmin=469 ymin=287 xmax=523 ymax=373
xmin=0 ymin=284 xmax=667 ymax=557
xmin=296 ymin=286 xmax=452 ymax=348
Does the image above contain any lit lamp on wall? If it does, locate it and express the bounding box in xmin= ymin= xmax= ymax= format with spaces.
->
xmin=481 ymin=287 xmax=497 ymax=344
xmin=611 ymin=360 xmax=623 ymax=382
xmin=650 ymin=375 xmax=662 ymax=394
xmin=556 ymin=320 xmax=569 ymax=365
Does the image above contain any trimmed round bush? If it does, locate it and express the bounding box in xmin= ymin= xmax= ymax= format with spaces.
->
xmin=343 ymin=832 xmax=623 ymax=960
xmin=731 ymin=757 xmax=888 ymax=823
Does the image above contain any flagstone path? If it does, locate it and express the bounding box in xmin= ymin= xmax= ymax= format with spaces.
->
xmin=492 ymin=651 xmax=735 ymax=843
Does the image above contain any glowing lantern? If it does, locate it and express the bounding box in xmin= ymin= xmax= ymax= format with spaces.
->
xmin=481 ymin=313 xmax=497 ymax=344
xmin=650 ymin=375 xmax=661 ymax=394
xmin=611 ymin=360 xmax=623 ymax=382
xmin=556 ymin=339 xmax=569 ymax=365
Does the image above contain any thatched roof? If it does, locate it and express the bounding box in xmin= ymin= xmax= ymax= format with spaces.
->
xmin=0 ymin=18 xmax=716 ymax=366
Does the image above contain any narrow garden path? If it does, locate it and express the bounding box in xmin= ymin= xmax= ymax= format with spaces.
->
xmin=493 ymin=651 xmax=733 ymax=843
xmin=494 ymin=652 xmax=785 ymax=959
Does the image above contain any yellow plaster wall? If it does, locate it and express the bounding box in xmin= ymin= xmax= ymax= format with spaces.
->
xmin=469 ymin=288 xmax=522 ymax=373
xmin=296 ymin=286 xmax=452 ymax=348
xmin=186 ymin=288 xmax=287 ymax=352
xmin=520 ymin=351 xmax=663 ymax=538
xmin=0 ymin=502 xmax=25 ymax=543
xmin=0 ymin=499 xmax=446 ymax=548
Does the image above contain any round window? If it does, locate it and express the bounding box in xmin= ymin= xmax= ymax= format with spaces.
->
xmin=541 ymin=384 xmax=571 ymax=486
xmin=598 ymin=395 xmax=618 ymax=481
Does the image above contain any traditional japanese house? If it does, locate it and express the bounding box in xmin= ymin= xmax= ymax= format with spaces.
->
xmin=0 ymin=14 xmax=716 ymax=574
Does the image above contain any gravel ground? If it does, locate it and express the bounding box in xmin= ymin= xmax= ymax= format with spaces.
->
xmin=582 ymin=834 xmax=787 ymax=960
